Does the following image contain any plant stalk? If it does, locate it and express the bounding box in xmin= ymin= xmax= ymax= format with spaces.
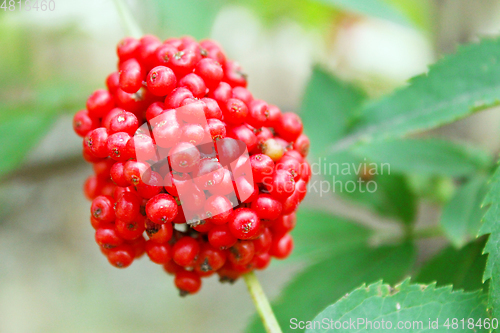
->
xmin=243 ymin=272 xmax=283 ymax=333
xmin=112 ymin=0 xmax=142 ymax=38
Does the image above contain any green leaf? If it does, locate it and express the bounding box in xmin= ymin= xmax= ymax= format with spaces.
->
xmin=300 ymin=67 xmax=367 ymax=156
xmin=322 ymin=151 xmax=417 ymax=224
xmin=330 ymin=38 xmax=500 ymax=153
xmin=306 ymin=279 xmax=489 ymax=333
xmin=479 ymin=162 xmax=500 ymax=318
xmin=314 ymin=0 xmax=412 ymax=27
xmin=152 ymin=0 xmax=227 ymax=40
xmin=352 ymin=139 xmax=492 ymax=177
xmin=415 ymin=237 xmax=488 ymax=292
xmin=0 ymin=109 xmax=55 ymax=178
xmin=288 ymin=209 xmax=372 ymax=262
xmin=246 ymin=243 xmax=415 ymax=333
xmin=441 ymin=176 xmax=489 ymax=247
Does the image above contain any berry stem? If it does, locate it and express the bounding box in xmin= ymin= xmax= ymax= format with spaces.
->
xmin=243 ymin=271 xmax=283 ymax=333
xmin=112 ymin=0 xmax=142 ymax=38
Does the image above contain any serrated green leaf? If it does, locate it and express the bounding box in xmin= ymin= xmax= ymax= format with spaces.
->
xmin=329 ymin=38 xmax=500 ymax=153
xmin=415 ymin=237 xmax=488 ymax=292
xmin=288 ymin=209 xmax=372 ymax=263
xmin=306 ymin=279 xmax=489 ymax=333
xmin=246 ymin=243 xmax=415 ymax=333
xmin=314 ymin=0 xmax=411 ymax=27
xmin=300 ymin=67 xmax=367 ymax=156
xmin=441 ymin=176 xmax=489 ymax=247
xmin=479 ymin=162 xmax=500 ymax=318
xmin=352 ymin=139 xmax=492 ymax=177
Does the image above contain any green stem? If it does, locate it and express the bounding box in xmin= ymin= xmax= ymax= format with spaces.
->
xmin=243 ymin=272 xmax=283 ymax=333
xmin=112 ymin=0 xmax=142 ymax=38
xmin=412 ymin=225 xmax=445 ymax=239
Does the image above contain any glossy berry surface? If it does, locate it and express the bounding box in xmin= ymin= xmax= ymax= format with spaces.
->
xmin=74 ymin=34 xmax=309 ymax=296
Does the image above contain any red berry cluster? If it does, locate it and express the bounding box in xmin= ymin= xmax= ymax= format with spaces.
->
xmin=73 ymin=35 xmax=311 ymax=296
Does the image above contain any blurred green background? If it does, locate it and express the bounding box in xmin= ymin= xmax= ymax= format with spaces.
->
xmin=2 ymin=0 xmax=500 ymax=332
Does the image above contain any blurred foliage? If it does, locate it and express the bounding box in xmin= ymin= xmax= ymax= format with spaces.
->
xmin=440 ymin=176 xmax=488 ymax=248
xmin=415 ymin=237 xmax=488 ymax=292
xmin=0 ymin=14 xmax=87 ymax=178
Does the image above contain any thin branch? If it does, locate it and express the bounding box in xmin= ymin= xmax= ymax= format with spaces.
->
xmin=243 ymin=272 xmax=283 ymax=333
xmin=112 ymin=0 xmax=142 ymax=38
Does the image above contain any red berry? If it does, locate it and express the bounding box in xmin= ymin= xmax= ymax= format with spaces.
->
xmin=179 ymin=73 xmax=207 ymax=98
xmin=87 ymin=89 xmax=115 ymax=118
xmin=116 ymin=215 xmax=146 ymax=241
xmin=147 ymin=66 xmax=177 ymax=96
xmin=251 ymin=194 xmax=283 ymax=221
xmin=85 ymin=128 xmax=109 ymax=158
xmin=168 ymin=142 xmax=201 ymax=173
xmin=146 ymin=240 xmax=173 ymax=264
xmin=117 ymin=37 xmax=140 ymax=61
xmin=250 ymin=154 xmax=274 ymax=183
xmin=126 ymin=133 xmax=156 ymax=161
xmin=228 ymin=240 xmax=254 ymax=265
xmin=95 ymin=224 xmax=124 ymax=249
xmin=106 ymin=71 xmax=120 ymax=94
xmin=145 ymin=101 xmax=165 ymax=122
xmin=91 ymin=195 xmax=115 ymax=223
xmin=124 ymin=160 xmax=151 ymax=186
xmin=164 ymin=87 xmax=194 ymax=109
xmin=223 ymin=60 xmax=247 ymax=87
xmin=107 ymin=132 xmax=131 ymax=161
xmin=204 ymin=195 xmax=233 ymax=225
xmin=208 ymin=224 xmax=237 ymax=249
xmin=224 ymin=98 xmax=248 ymax=125
xmin=195 ymin=58 xmax=223 ymax=89
xmin=294 ymin=134 xmax=310 ymax=157
xmin=84 ymin=175 xmax=105 ymax=200
xmin=136 ymin=171 xmax=163 ymax=199
xmin=109 ymin=111 xmax=139 ymax=135
xmin=193 ymin=158 xmax=225 ymax=190
xmin=180 ymin=123 xmax=206 ymax=145
xmin=209 ymin=81 xmax=231 ymax=107
xmin=229 ymin=208 xmax=261 ymax=240
xmin=119 ymin=58 xmax=144 ymax=93
xmin=206 ymin=118 xmax=226 ymax=141
xmin=253 ymin=253 xmax=271 ymax=270
xmin=169 ymin=50 xmax=198 ymax=77
xmin=107 ymin=244 xmax=135 ymax=268
xmin=172 ymin=236 xmax=200 ymax=267
xmin=178 ymin=98 xmax=207 ymax=123
xmin=201 ymin=97 xmax=223 ymax=120
xmin=232 ymin=87 xmax=253 ymax=107
xmin=271 ymin=213 xmax=296 ymax=234
xmin=276 ymin=157 xmax=302 ymax=181
xmin=110 ymin=162 xmax=129 ymax=187
xmin=73 ymin=110 xmax=98 ymax=137
xmin=146 ymin=193 xmax=178 ymax=224
xmin=93 ymin=158 xmax=115 ymax=180
xmin=253 ymin=227 xmax=272 ymax=255
xmin=247 ymin=100 xmax=270 ymax=128
xmin=269 ymin=233 xmax=293 ymax=259
xmin=266 ymin=169 xmax=295 ymax=201
xmin=228 ymin=125 xmax=257 ymax=152
xmin=195 ymin=243 xmax=227 ymax=273
xmin=175 ymin=270 xmax=202 ymax=296
xmin=115 ymin=192 xmax=141 ymax=223
xmin=275 ymin=112 xmax=303 ymax=142
xmin=145 ymin=220 xmax=173 ymax=243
